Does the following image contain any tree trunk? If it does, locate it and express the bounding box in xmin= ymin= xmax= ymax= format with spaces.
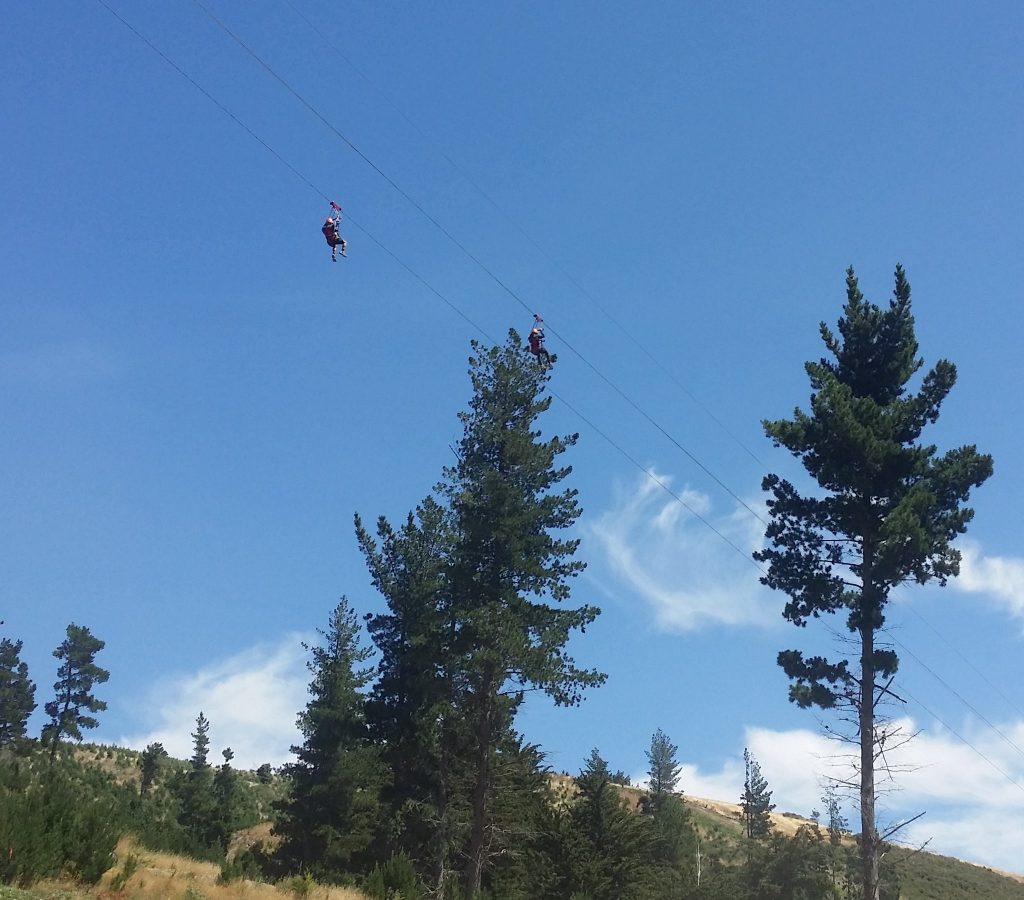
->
xmin=432 ymin=749 xmax=451 ymax=898
xmin=464 ymin=675 xmax=495 ymax=899
xmin=860 ymin=618 xmax=880 ymax=900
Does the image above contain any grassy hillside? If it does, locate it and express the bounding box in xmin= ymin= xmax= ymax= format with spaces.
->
xmin=550 ymin=772 xmax=1024 ymax=898
xmin=0 ymin=837 xmax=367 ymax=900
xmin=682 ymin=790 xmax=1024 ymax=900
xmin=70 ymin=743 xmax=287 ymax=818
xmin=886 ymin=848 xmax=1024 ymax=900
xmin=6 ymin=746 xmax=1022 ymax=899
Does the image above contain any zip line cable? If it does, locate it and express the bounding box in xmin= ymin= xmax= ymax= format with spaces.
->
xmin=889 ymin=632 xmax=1024 ymax=767
xmin=898 ymin=686 xmax=1024 ymax=798
xmin=99 ymin=2 xmax=1024 ymax=760
xmin=94 ymin=0 xmax=328 ymax=205
xmin=282 ymin=0 xmax=764 ymax=468
xmin=102 ymin=2 xmax=1024 ymax=821
xmin=542 ymin=321 xmax=771 ymax=528
xmin=94 ymin=0 xmax=764 ymax=577
xmin=189 ymin=0 xmax=769 ymax=530
xmin=193 ymin=6 xmax=1024 ymax=692
xmin=904 ymin=602 xmax=1024 ymax=722
xmin=92 ymin=1 xmax=493 ymax=342
xmin=547 ymin=393 xmax=764 ymax=570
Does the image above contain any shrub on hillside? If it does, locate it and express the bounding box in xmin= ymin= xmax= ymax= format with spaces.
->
xmin=0 ymin=758 xmax=119 ymax=885
xmin=362 ymin=853 xmax=425 ymax=900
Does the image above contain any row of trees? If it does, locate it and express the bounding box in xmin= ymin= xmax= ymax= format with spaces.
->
xmin=274 ymin=597 xmax=879 ymax=899
xmin=0 ymin=703 xmax=273 ymax=886
xmin=0 ymin=623 xmax=109 ymax=760
xmin=271 ymin=335 xmax=604 ymax=898
xmin=0 ymin=738 xmax=266 ymax=886
xmin=276 ymin=268 xmax=986 ymax=900
xmin=1 ymin=614 xmax=276 ymax=882
xmin=2 ymin=267 xmax=993 ymax=900
xmin=265 ymin=313 xmax=916 ymax=898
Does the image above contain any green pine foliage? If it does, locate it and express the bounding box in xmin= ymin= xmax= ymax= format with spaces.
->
xmin=0 ymin=638 xmax=36 ymax=748
xmin=169 ymin=712 xmax=223 ymax=857
xmin=274 ymin=597 xmax=385 ymax=881
xmin=756 ymin=266 xmax=994 ymax=899
xmin=212 ymin=748 xmax=258 ymax=851
xmin=138 ymin=741 xmax=168 ymax=797
xmin=741 ymin=749 xmax=775 ymax=840
xmin=547 ymin=752 xmax=660 ymax=900
xmin=478 ymin=737 xmax=558 ymax=900
xmin=440 ymin=333 xmax=606 ymax=897
xmin=363 ymin=852 xmax=426 ymax=900
xmin=41 ymin=624 xmax=109 ymax=761
xmin=0 ymin=750 xmax=126 ymax=886
xmin=357 ymin=331 xmax=605 ymax=898
xmin=744 ymin=826 xmax=833 ymax=899
xmin=191 ymin=711 xmax=211 ymax=769
xmin=358 ymin=495 xmax=465 ymax=894
xmin=643 ymin=728 xmax=682 ymax=811
xmin=646 ymin=795 xmax=698 ymax=898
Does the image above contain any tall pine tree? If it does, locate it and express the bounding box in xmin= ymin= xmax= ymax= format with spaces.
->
xmin=276 ymin=597 xmax=384 ymax=880
xmin=740 ymin=748 xmax=774 ymax=839
xmin=176 ymin=711 xmax=218 ymax=853
xmin=359 ymin=497 xmax=460 ymax=893
xmin=560 ymin=749 xmax=656 ymax=900
xmin=643 ymin=728 xmax=682 ymax=811
xmin=191 ymin=711 xmax=211 ymax=768
xmin=359 ymin=332 xmax=604 ymax=899
xmin=441 ymin=333 xmax=605 ymax=898
xmin=138 ymin=741 xmax=168 ymax=798
xmin=0 ymin=637 xmax=36 ymax=746
xmin=212 ymin=747 xmax=256 ymax=851
xmin=755 ymin=266 xmax=993 ymax=900
xmin=42 ymin=624 xmax=108 ymax=761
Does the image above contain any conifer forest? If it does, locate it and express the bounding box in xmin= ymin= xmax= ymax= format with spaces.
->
xmin=4 ymin=271 xmax=1018 ymax=900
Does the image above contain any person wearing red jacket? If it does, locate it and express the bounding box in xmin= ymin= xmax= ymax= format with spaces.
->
xmin=528 ymin=326 xmax=551 ymax=368
xmin=322 ymin=217 xmax=347 ymax=261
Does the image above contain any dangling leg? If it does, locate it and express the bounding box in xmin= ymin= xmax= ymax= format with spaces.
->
xmin=340 ymin=239 xmax=347 ymax=258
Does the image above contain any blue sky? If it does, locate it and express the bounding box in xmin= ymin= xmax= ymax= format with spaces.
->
xmin=4 ymin=0 xmax=1024 ymax=874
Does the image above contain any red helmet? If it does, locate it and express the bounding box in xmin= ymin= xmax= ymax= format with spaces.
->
xmin=324 ymin=217 xmax=334 ymax=226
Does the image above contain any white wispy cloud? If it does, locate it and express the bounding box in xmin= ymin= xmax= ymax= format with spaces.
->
xmin=953 ymin=541 xmax=1024 ymax=619
xmin=900 ymin=811 xmax=1024 ymax=879
xmin=116 ymin=634 xmax=312 ymax=770
xmin=678 ymin=719 xmax=1024 ymax=874
xmin=585 ymin=470 xmax=773 ymax=632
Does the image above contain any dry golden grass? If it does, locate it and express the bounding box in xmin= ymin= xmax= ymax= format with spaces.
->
xmin=684 ymin=793 xmax=863 ymax=847
xmin=71 ymin=747 xmax=140 ymax=788
xmin=228 ymin=823 xmax=279 ymax=858
xmin=549 ymin=773 xmax=844 ymax=841
xmin=685 ymin=795 xmax=818 ymax=838
xmin=92 ymin=838 xmax=368 ymax=900
xmin=549 ymin=772 xmax=644 ymax=810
